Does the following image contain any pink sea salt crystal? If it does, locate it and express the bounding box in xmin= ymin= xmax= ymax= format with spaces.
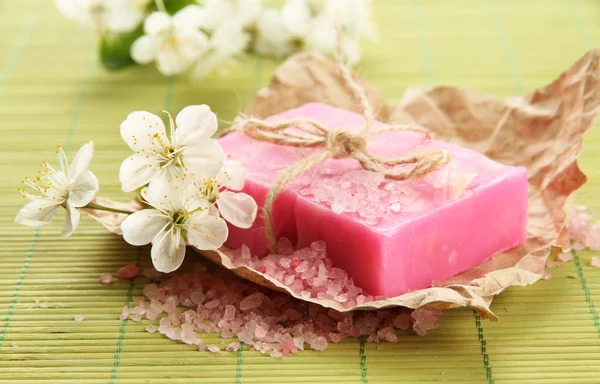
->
xmin=220 ymin=103 xmax=528 ymax=297
xmin=223 ymin=305 xmax=236 ymax=321
xmin=119 ymin=306 xmax=129 ymax=321
xmin=146 ymin=325 xmax=157 ymax=333
xmin=117 ymin=264 xmax=139 ymax=280
xmin=378 ymin=327 xmax=398 ymax=343
xmin=309 ymin=336 xmax=328 ymax=351
xmin=392 ymin=313 xmax=410 ymax=330
xmin=240 ymin=293 xmax=263 ymax=311
xmin=74 ymin=315 xmax=85 ymax=322
xmin=557 ymin=253 xmax=574 ymax=262
xmin=587 ymin=224 xmax=600 ymax=251
xmin=542 ymin=271 xmax=552 ymax=280
xmin=207 ymin=345 xmax=221 ymax=353
xmin=226 ymin=341 xmax=241 ymax=352
xmin=100 ymin=273 xmax=113 ymax=285
xmin=205 ymin=299 xmax=220 ymax=309
xmin=590 ymin=257 xmax=600 ymax=268
xmin=270 ymin=350 xmax=283 ymax=358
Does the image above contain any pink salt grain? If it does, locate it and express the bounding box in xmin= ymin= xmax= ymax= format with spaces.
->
xmin=590 ymin=257 xmax=600 ymax=268
xmin=146 ymin=325 xmax=157 ymax=333
xmin=74 ymin=315 xmax=85 ymax=322
xmin=226 ymin=341 xmax=241 ymax=352
xmin=117 ymin=264 xmax=139 ymax=280
xmin=240 ymin=293 xmax=263 ymax=311
xmin=270 ymin=350 xmax=283 ymax=358
xmin=557 ymin=253 xmax=574 ymax=262
xmin=310 ymin=336 xmax=328 ymax=351
xmin=207 ymin=345 xmax=221 ymax=353
xmin=100 ymin=273 xmax=113 ymax=284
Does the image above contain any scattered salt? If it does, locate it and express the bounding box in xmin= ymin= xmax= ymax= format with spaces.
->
xmin=590 ymin=257 xmax=600 ymax=268
xmin=207 ymin=345 xmax=221 ymax=353
xmin=557 ymin=253 xmax=574 ymax=262
xmin=74 ymin=315 xmax=85 ymax=322
xmin=117 ymin=264 xmax=139 ymax=280
xmin=100 ymin=273 xmax=113 ymax=284
xmin=226 ymin=341 xmax=241 ymax=352
xmin=146 ymin=325 xmax=157 ymax=333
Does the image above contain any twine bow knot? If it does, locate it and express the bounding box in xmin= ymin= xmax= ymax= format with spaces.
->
xmin=230 ymin=35 xmax=451 ymax=253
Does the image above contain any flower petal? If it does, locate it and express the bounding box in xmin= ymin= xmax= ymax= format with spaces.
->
xmin=69 ymin=170 xmax=99 ymax=207
xmin=68 ymin=141 xmax=94 ymax=181
xmin=15 ymin=199 xmax=59 ymax=227
xmin=181 ymin=139 xmax=224 ymax=179
xmin=217 ymin=191 xmax=257 ymax=229
xmin=174 ymin=30 xmax=208 ymax=62
xmin=281 ymin=0 xmax=312 ymax=36
xmin=105 ymin=2 xmax=144 ymax=33
xmin=142 ymin=177 xmax=187 ymax=211
xmin=174 ymin=105 xmax=218 ymax=145
xmin=217 ymin=158 xmax=246 ymax=191
xmin=131 ymin=35 xmax=158 ymax=64
xmin=156 ymin=48 xmax=189 ymax=76
xmin=121 ymin=111 xmax=167 ymax=152
xmin=187 ymin=214 xmax=228 ymax=250
xmin=119 ymin=152 xmax=161 ymax=192
xmin=144 ymin=11 xmax=172 ymax=35
xmin=172 ymin=5 xmax=204 ymax=31
xmin=121 ymin=209 xmax=169 ymax=246
xmin=62 ymin=201 xmax=80 ymax=238
xmin=151 ymin=228 xmax=186 ymax=273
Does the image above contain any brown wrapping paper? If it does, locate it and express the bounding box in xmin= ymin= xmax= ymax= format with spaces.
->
xmin=88 ymin=50 xmax=600 ymax=320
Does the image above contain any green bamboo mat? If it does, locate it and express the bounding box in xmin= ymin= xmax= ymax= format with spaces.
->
xmin=1 ymin=0 xmax=600 ymax=383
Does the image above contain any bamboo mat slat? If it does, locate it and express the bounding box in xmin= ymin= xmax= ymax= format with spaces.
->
xmin=1 ymin=0 xmax=600 ymax=383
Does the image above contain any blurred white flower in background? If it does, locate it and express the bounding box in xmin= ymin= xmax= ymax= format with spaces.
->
xmin=192 ymin=18 xmax=250 ymax=77
xmin=197 ymin=0 xmax=263 ymax=32
xmin=56 ymin=0 xmax=376 ymax=77
xmin=131 ymin=6 xmax=208 ymax=75
xmin=15 ymin=142 xmax=99 ymax=238
xmin=55 ymin=0 xmax=144 ymax=33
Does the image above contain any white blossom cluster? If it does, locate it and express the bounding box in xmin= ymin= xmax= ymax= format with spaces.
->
xmin=16 ymin=105 xmax=257 ymax=273
xmin=55 ymin=0 xmax=376 ymax=77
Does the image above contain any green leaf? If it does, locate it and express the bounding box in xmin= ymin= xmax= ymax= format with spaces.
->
xmin=161 ymin=0 xmax=198 ymax=14
xmin=99 ymin=24 xmax=144 ymax=71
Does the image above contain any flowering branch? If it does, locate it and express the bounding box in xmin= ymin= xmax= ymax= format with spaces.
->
xmin=83 ymin=202 xmax=135 ymax=215
xmin=16 ymin=104 xmax=258 ymax=275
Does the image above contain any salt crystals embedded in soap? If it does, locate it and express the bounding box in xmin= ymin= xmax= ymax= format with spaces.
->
xmin=220 ymin=103 xmax=528 ymax=297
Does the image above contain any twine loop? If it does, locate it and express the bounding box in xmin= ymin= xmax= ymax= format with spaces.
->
xmin=229 ymin=26 xmax=451 ymax=253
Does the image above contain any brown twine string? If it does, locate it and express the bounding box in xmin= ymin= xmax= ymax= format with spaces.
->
xmin=230 ymin=28 xmax=451 ymax=253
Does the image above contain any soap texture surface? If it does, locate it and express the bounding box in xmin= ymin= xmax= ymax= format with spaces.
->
xmin=219 ymin=103 xmax=528 ymax=297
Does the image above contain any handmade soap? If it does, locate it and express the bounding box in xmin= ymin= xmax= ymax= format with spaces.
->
xmin=219 ymin=103 xmax=528 ymax=297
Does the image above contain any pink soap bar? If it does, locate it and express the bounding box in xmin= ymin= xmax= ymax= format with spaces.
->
xmin=219 ymin=103 xmax=528 ymax=297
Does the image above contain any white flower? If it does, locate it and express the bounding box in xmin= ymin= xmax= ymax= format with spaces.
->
xmin=131 ymin=6 xmax=208 ymax=76
xmin=254 ymin=0 xmax=313 ymax=57
xmin=197 ymin=0 xmax=263 ymax=31
xmin=192 ymin=18 xmax=250 ymax=78
xmin=197 ymin=159 xmax=257 ymax=229
xmin=15 ymin=142 xmax=99 ymax=237
xmin=324 ymin=0 xmax=377 ymax=41
xmin=119 ymin=105 xmax=224 ymax=192
xmin=303 ymin=14 xmax=362 ymax=65
xmin=121 ymin=180 xmax=228 ymax=273
xmin=55 ymin=0 xmax=144 ymax=33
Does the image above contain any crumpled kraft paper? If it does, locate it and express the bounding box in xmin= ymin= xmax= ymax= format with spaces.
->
xmin=88 ymin=50 xmax=600 ymax=320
